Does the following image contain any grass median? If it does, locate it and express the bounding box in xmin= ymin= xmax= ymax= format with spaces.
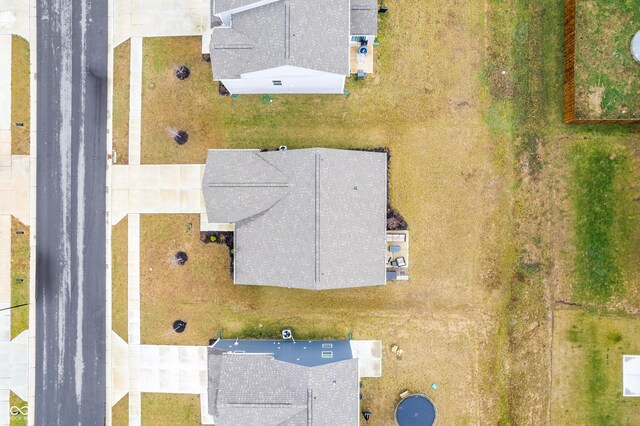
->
xmin=10 ymin=217 xmax=29 ymax=339
xmin=11 ymin=36 xmax=30 ymax=155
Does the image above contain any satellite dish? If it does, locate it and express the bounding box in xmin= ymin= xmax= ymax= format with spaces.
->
xmin=632 ymin=31 xmax=640 ymax=62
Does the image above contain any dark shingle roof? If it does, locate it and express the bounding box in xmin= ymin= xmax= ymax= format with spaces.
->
xmin=202 ymin=148 xmax=387 ymax=290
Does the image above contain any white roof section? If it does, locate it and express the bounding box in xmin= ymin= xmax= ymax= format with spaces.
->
xmin=623 ymin=355 xmax=640 ymax=397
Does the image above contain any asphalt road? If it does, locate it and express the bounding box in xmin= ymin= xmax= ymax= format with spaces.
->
xmin=35 ymin=0 xmax=107 ymax=424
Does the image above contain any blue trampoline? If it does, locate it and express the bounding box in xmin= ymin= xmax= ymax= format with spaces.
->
xmin=395 ymin=394 xmax=437 ymax=426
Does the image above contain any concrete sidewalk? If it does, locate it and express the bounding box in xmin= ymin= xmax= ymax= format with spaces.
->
xmin=0 ymin=29 xmax=31 ymax=426
xmin=111 ymin=165 xmax=206 ymax=224
xmin=114 ymin=0 xmax=210 ymax=47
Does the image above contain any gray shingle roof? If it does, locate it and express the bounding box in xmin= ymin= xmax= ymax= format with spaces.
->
xmin=207 ymin=347 xmax=360 ymax=426
xmin=202 ymin=148 xmax=387 ymax=290
xmin=210 ymin=0 xmax=352 ymax=79
xmin=350 ymin=0 xmax=378 ymax=35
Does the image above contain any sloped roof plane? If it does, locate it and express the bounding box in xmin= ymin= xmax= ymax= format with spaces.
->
xmin=210 ymin=0 xmax=351 ymax=78
xmin=350 ymin=0 xmax=378 ymax=35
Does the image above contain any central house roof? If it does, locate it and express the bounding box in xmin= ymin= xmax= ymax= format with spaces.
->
xmin=202 ymin=148 xmax=387 ymax=290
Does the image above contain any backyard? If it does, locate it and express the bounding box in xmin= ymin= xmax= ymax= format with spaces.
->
xmin=572 ymin=0 xmax=640 ymax=120
xmin=109 ymin=0 xmax=640 ymax=424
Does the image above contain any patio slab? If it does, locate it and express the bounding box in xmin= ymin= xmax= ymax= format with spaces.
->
xmin=350 ymin=340 xmax=382 ymax=378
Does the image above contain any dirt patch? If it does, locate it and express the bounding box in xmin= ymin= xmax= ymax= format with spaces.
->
xmin=588 ymin=86 xmax=604 ymax=117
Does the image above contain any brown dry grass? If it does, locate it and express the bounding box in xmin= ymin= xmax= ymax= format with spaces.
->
xmin=11 ymin=36 xmax=29 ymax=155
xmin=11 ymin=217 xmax=29 ymax=339
xmin=113 ymin=39 xmax=131 ymax=164
xmin=112 ymin=217 xmax=128 ymax=341
xmin=125 ymin=0 xmax=514 ymax=423
xmin=111 ymin=395 xmax=128 ymax=426
xmin=141 ymin=393 xmax=201 ymax=426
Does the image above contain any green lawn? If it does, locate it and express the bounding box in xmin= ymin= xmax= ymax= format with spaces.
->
xmin=9 ymin=392 xmax=27 ymax=426
xmin=570 ymin=142 xmax=634 ymax=301
xmin=574 ymin=0 xmax=640 ymax=119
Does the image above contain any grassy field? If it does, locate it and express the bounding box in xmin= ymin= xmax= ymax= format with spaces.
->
xmin=552 ymin=310 xmax=640 ymax=425
xmin=109 ymin=0 xmax=640 ymax=424
xmin=574 ymin=0 xmax=640 ymax=119
xmin=10 ymin=217 xmax=29 ymax=339
xmin=9 ymin=392 xmax=27 ymax=426
xmin=112 ymin=217 xmax=128 ymax=341
xmin=141 ymin=394 xmax=201 ymax=426
xmin=11 ymin=36 xmax=29 ymax=155
xmin=570 ymin=142 xmax=636 ymax=301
